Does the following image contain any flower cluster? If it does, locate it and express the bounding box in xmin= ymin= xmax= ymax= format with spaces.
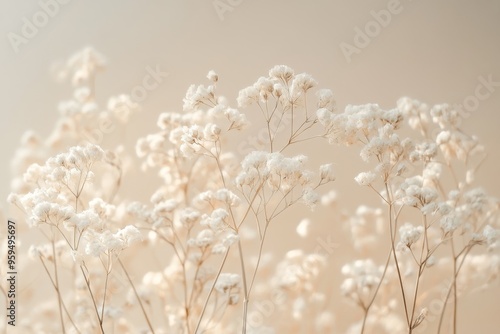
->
xmin=316 ymin=94 xmax=500 ymax=332
xmin=7 ymin=51 xmax=500 ymax=334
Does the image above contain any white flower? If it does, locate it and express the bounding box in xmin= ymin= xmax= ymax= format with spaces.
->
xmin=316 ymin=89 xmax=335 ymax=110
xmin=321 ymin=190 xmax=338 ymax=207
xmin=290 ymin=73 xmax=317 ymax=97
xmin=354 ymin=171 xmax=377 ymax=186
xmin=200 ymin=208 xmax=229 ymax=231
xmin=319 ymin=164 xmax=335 ymax=182
xmin=222 ymin=231 xmax=239 ymax=247
xmin=341 ymin=259 xmax=382 ymax=298
xmin=269 ymin=65 xmax=294 ymax=82
xmin=196 ymin=189 xmax=241 ymax=207
xmin=225 ymin=108 xmax=249 ymax=130
xmin=302 ymin=188 xmax=320 ymax=210
xmin=237 ymin=86 xmax=259 ymax=107
xmin=188 ymin=229 xmax=215 ymax=248
xmin=215 ymin=273 xmax=240 ymax=293
xmin=440 ymin=214 xmax=462 ymax=233
xmin=296 ymin=218 xmax=311 ymax=238
xmin=116 ymin=225 xmax=142 ymax=246
xmin=397 ymin=223 xmax=424 ymax=251
xmin=107 ymin=94 xmax=139 ymax=122
xmin=69 ymin=209 xmax=100 ymax=229
xmin=482 ymin=225 xmax=498 ymax=247
xmin=207 ymin=70 xmax=218 ymax=82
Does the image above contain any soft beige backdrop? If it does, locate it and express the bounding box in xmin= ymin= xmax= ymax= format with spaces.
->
xmin=1 ymin=0 xmax=499 ymax=333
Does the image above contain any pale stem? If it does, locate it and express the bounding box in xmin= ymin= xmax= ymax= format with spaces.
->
xmin=194 ymin=248 xmax=230 ymax=333
xmin=79 ymin=264 xmax=104 ymax=334
xmin=51 ymin=239 xmax=66 ymax=334
xmin=117 ymin=258 xmax=156 ymax=334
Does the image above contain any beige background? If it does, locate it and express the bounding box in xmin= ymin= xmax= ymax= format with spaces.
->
xmin=1 ymin=0 xmax=499 ymax=333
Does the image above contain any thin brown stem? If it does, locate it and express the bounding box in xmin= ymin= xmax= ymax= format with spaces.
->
xmin=195 ymin=248 xmax=230 ymax=333
xmin=79 ymin=264 xmax=104 ymax=334
xmin=118 ymin=258 xmax=155 ymax=334
xmin=51 ymin=240 xmax=66 ymax=334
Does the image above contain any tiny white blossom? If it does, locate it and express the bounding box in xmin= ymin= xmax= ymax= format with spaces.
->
xmin=354 ymin=171 xmax=377 ymax=186
xmin=215 ymin=273 xmax=240 ymax=293
xmin=296 ymin=218 xmax=311 ymax=238
xmin=319 ymin=164 xmax=335 ymax=182
xmin=207 ymin=70 xmax=218 ymax=82
xmin=397 ymin=223 xmax=424 ymax=251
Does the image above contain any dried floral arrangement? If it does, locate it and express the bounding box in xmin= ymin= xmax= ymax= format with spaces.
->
xmin=5 ymin=48 xmax=500 ymax=333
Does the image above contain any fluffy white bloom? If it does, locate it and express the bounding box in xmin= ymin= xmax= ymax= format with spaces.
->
xmin=196 ymin=189 xmax=241 ymax=207
xmin=410 ymin=142 xmax=438 ymax=162
xmin=237 ymin=86 xmax=260 ymax=107
xmin=319 ymin=164 xmax=335 ymax=182
xmin=269 ymin=65 xmax=294 ymax=82
xmin=274 ymin=251 xmax=326 ymax=291
xmin=397 ymin=97 xmax=430 ymax=133
xmin=89 ymin=198 xmax=115 ymax=219
xmin=430 ymin=103 xmax=460 ymax=128
xmin=200 ymin=208 xmax=229 ymax=231
xmin=321 ymin=190 xmax=338 ymax=207
xmin=188 ymin=229 xmax=215 ymax=248
xmin=397 ymin=223 xmax=424 ymax=251
xmin=179 ymin=208 xmax=201 ymax=226
xmin=69 ymin=209 xmax=100 ymax=229
xmin=203 ymin=123 xmax=221 ymax=141
xmin=302 ymin=188 xmax=320 ymax=210
xmin=222 ymin=231 xmax=239 ymax=247
xmin=316 ymin=89 xmax=336 ymax=110
xmin=153 ymin=199 xmax=179 ymax=215
xmin=225 ymin=108 xmax=249 ymax=130
xmin=354 ymin=171 xmax=377 ymax=186
xmin=296 ymin=218 xmax=311 ymax=238
xmin=397 ymin=176 xmax=438 ymax=207
xmin=183 ymin=83 xmax=215 ymax=111
xmin=290 ymin=73 xmax=317 ymax=98
xmin=238 ymin=151 xmax=314 ymax=192
xmin=116 ymin=225 xmax=142 ymax=246
xmin=207 ymin=70 xmax=218 ymax=82
xmin=341 ymin=259 xmax=382 ymax=298
xmin=316 ymin=108 xmax=334 ymax=128
xmin=107 ymin=94 xmax=139 ymax=122
xmin=482 ymin=225 xmax=499 ymax=247
xmin=215 ymin=273 xmax=240 ymax=293
xmin=440 ymin=214 xmax=462 ymax=233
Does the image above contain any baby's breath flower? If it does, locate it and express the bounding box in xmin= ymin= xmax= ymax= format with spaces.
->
xmin=296 ymin=218 xmax=311 ymax=238
xmin=319 ymin=163 xmax=335 ymax=182
xmin=440 ymin=213 xmax=462 ymax=233
xmin=188 ymin=229 xmax=215 ymax=248
xmin=269 ymin=65 xmax=294 ymax=82
xmin=397 ymin=223 xmax=424 ymax=251
xmin=354 ymin=171 xmax=377 ymax=186
xmin=482 ymin=225 xmax=499 ymax=247
xmin=207 ymin=70 xmax=218 ymax=82
xmin=302 ymin=188 xmax=320 ymax=210
xmin=215 ymin=273 xmax=240 ymax=294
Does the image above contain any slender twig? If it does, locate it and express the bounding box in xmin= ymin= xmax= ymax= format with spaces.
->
xmin=39 ymin=256 xmax=81 ymax=334
xmin=118 ymin=258 xmax=155 ymax=334
xmin=79 ymin=264 xmax=104 ymax=334
xmin=385 ymin=181 xmax=410 ymax=328
xmin=195 ymin=248 xmax=230 ymax=333
xmin=51 ymin=240 xmax=66 ymax=334
xmin=100 ymin=253 xmax=112 ymax=325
